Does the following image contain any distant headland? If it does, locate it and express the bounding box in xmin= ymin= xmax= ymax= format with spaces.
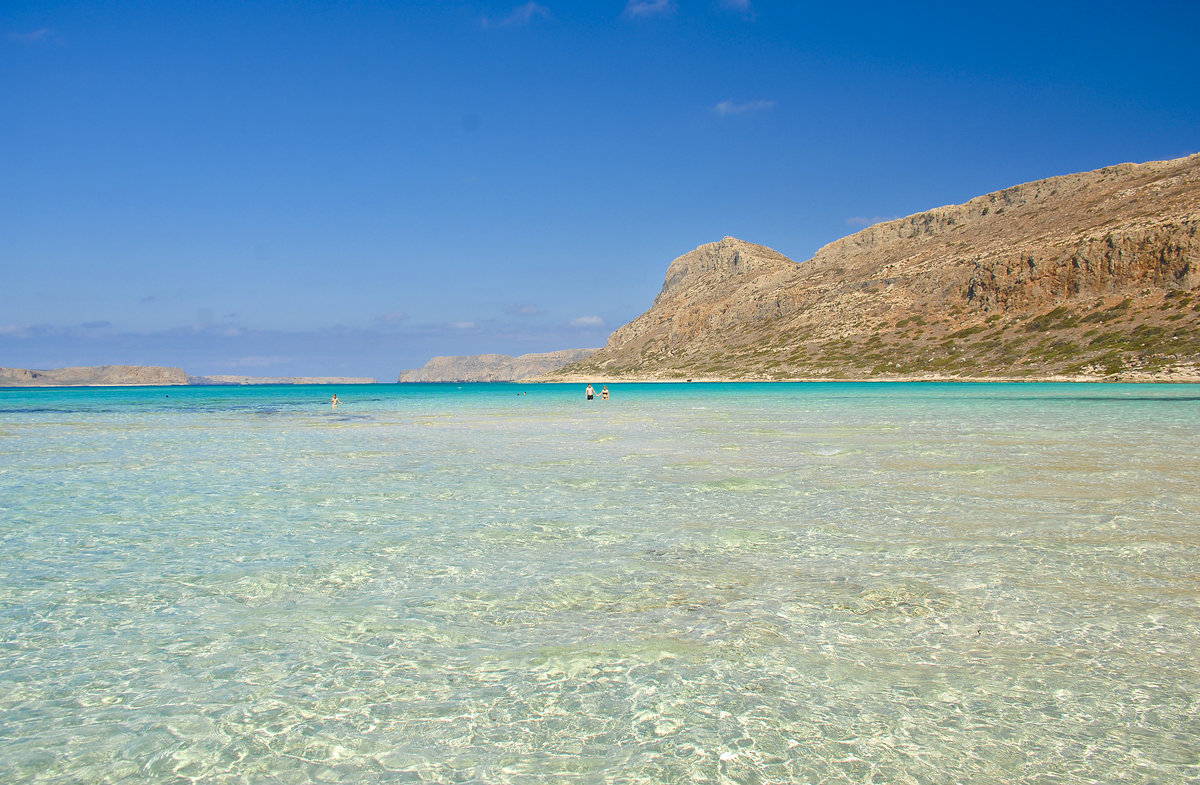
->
xmin=0 ymin=366 xmax=191 ymax=387
xmin=187 ymin=374 xmax=377 ymax=386
xmin=0 ymin=366 xmax=376 ymax=387
xmin=397 ymin=349 xmax=599 ymax=383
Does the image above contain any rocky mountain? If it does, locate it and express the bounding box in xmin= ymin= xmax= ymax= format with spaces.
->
xmin=399 ymin=349 xmax=599 ymax=382
xmin=548 ymin=154 xmax=1200 ymax=382
xmin=0 ymin=365 xmax=190 ymax=386
xmin=188 ymin=375 xmax=377 ymax=385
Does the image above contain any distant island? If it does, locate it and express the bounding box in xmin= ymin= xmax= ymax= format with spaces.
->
xmin=0 ymin=366 xmax=191 ymax=387
xmin=0 ymin=366 xmax=377 ymax=387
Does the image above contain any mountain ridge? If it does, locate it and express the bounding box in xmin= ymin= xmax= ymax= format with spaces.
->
xmin=546 ymin=154 xmax=1200 ymax=382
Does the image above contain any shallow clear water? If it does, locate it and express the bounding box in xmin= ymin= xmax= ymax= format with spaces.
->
xmin=1 ymin=382 xmax=1198 ymax=784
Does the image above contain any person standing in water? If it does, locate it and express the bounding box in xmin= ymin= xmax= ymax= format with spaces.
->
xmin=601 ymin=385 xmax=609 ymax=400
xmin=331 ymin=393 xmax=340 ymax=409
xmin=585 ymin=384 xmax=595 ymax=401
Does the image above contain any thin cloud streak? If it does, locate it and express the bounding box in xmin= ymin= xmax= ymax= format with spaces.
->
xmin=8 ymin=28 xmax=55 ymax=43
xmin=713 ymin=99 xmax=776 ymax=116
xmin=483 ymin=2 xmax=551 ymax=28
xmin=624 ymin=0 xmax=674 ymax=19
xmin=225 ymin=355 xmax=294 ymax=368
xmin=846 ymin=215 xmax=901 ymax=227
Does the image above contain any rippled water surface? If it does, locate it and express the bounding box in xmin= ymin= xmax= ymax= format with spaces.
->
xmin=2 ymin=382 xmax=1198 ymax=784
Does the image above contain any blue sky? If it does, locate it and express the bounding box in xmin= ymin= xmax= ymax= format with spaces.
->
xmin=3 ymin=1 xmax=1198 ymax=380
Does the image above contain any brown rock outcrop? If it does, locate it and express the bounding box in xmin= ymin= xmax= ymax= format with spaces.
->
xmin=0 ymin=365 xmax=190 ymax=386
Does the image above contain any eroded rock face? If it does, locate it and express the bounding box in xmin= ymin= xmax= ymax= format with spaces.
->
xmin=0 ymin=365 xmax=190 ymax=386
xmin=398 ymin=348 xmax=599 ymax=382
xmin=599 ymin=237 xmax=803 ymax=362
xmin=549 ymin=154 xmax=1200 ymax=381
xmin=654 ymin=236 xmax=798 ymax=303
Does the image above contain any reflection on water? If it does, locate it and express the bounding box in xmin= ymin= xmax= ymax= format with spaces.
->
xmin=1 ymin=383 xmax=1198 ymax=783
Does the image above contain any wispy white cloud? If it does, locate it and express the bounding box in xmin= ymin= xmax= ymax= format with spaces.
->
xmin=570 ymin=315 xmax=605 ymax=328
xmin=0 ymin=323 xmax=64 ymax=339
xmin=226 ymin=355 xmax=293 ymax=368
xmin=713 ymin=99 xmax=776 ymax=116
xmin=375 ymin=311 xmax=409 ymax=325
xmin=451 ymin=321 xmax=478 ymax=330
xmin=483 ymin=2 xmax=551 ymax=28
xmin=624 ymin=0 xmax=675 ymax=18
xmin=508 ymin=304 xmax=544 ymax=316
xmin=846 ymin=215 xmax=900 ymax=227
xmin=8 ymin=28 xmax=55 ymax=43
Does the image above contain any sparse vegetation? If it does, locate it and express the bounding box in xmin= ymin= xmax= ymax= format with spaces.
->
xmin=1081 ymin=299 xmax=1132 ymax=324
xmin=1097 ymin=353 xmax=1125 ymax=374
xmin=1025 ymin=306 xmax=1079 ymax=332
xmin=949 ymin=324 xmax=987 ymax=339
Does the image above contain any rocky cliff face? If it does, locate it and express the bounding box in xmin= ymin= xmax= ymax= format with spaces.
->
xmin=0 ymin=365 xmax=190 ymax=386
xmin=599 ymin=237 xmax=803 ymax=360
xmin=399 ymin=348 xmax=599 ymax=382
xmin=549 ymin=154 xmax=1200 ymax=381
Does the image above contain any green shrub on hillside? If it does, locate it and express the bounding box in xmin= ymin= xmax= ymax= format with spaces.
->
xmin=1082 ymin=299 xmax=1132 ymax=324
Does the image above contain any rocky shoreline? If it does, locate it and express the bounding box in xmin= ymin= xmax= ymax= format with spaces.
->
xmin=538 ymin=370 xmax=1200 ymax=384
xmin=5 ymin=366 xmax=1197 ymax=389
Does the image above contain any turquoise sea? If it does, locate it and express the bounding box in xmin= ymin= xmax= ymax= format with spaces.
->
xmin=1 ymin=382 xmax=1198 ymax=784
